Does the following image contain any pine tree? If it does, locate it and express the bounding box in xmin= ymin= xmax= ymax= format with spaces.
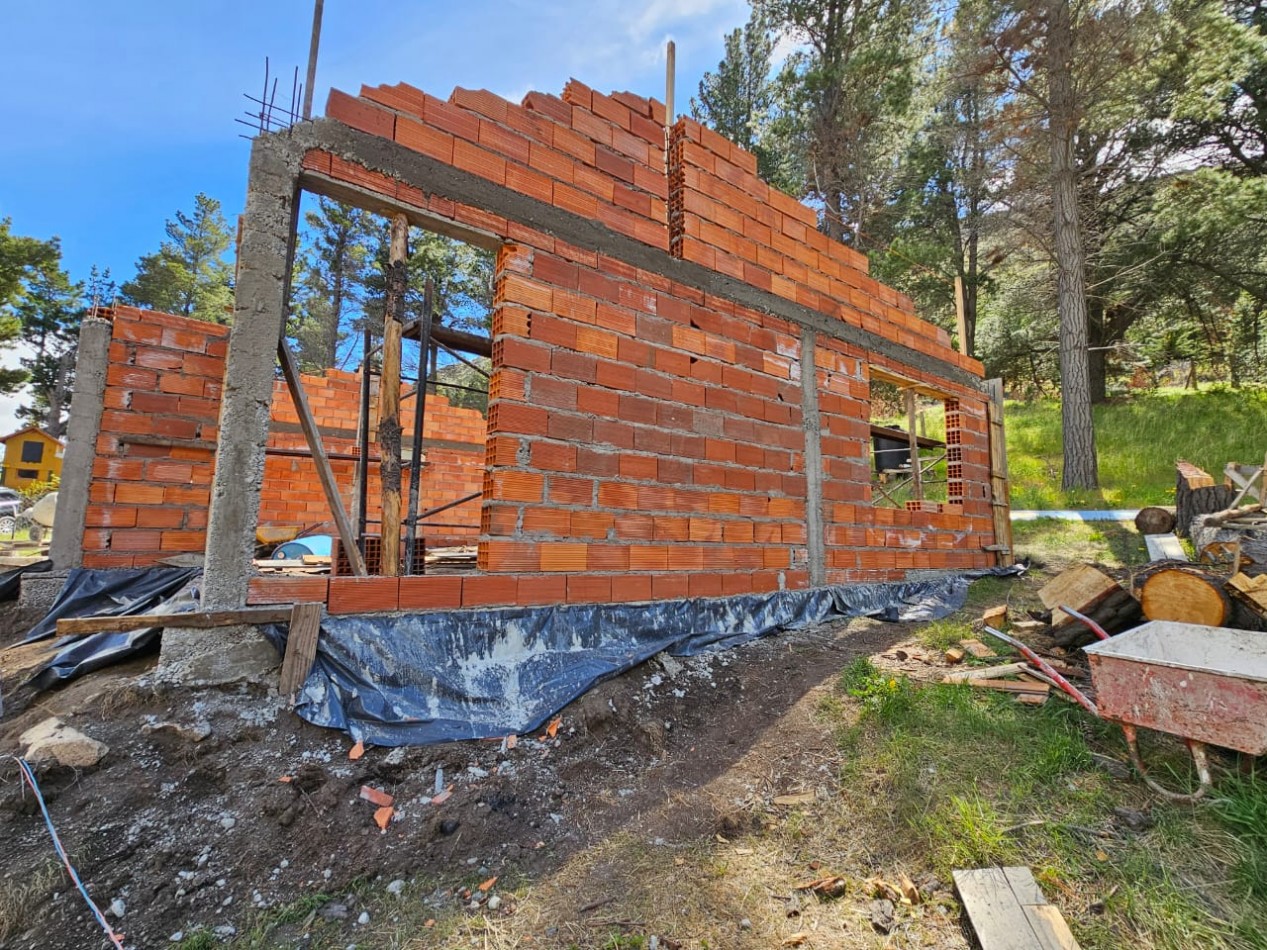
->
xmin=121 ymin=193 xmax=234 ymax=323
xmin=0 ymin=218 xmax=61 ymax=396
xmin=15 ymin=260 xmax=82 ymax=437
xmin=290 ymin=198 xmax=376 ymax=372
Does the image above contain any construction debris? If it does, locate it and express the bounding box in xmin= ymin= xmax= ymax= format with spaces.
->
xmin=20 ymin=717 xmax=109 ymax=769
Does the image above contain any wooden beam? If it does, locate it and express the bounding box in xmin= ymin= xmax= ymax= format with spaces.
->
xmin=57 ymin=607 xmax=294 ymax=636
xmin=279 ymin=602 xmax=323 ymax=699
xmin=379 ymin=214 xmax=408 ymax=577
xmin=278 ymin=338 xmax=367 ymax=576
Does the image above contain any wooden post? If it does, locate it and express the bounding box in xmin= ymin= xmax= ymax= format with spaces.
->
xmin=986 ymin=378 xmax=1014 ymax=566
xmin=279 ymin=602 xmax=323 ymax=700
xmin=905 ymin=389 xmax=923 ymax=501
xmin=278 ymin=339 xmax=367 ymax=576
xmin=378 ymin=214 xmax=408 ymax=576
xmin=954 ymin=274 xmax=969 ymax=356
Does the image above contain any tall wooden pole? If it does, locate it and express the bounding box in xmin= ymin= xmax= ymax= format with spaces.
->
xmin=378 ymin=214 xmax=408 ymax=575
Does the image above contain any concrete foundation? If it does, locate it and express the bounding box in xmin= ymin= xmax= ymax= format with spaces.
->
xmin=19 ymin=570 xmax=70 ymax=612
xmin=156 ymin=624 xmax=281 ymax=687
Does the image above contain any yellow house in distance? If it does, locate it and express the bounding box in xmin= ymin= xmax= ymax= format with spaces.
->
xmin=0 ymin=427 xmax=64 ymax=490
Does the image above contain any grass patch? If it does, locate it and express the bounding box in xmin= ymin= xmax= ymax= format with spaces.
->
xmin=1013 ymin=519 xmax=1149 ymax=570
xmin=1006 ymin=387 xmax=1267 ymax=509
xmin=831 ymin=659 xmax=1267 ymax=949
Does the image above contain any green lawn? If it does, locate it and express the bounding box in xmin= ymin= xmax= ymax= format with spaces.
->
xmin=1006 ymin=387 xmax=1267 ymax=510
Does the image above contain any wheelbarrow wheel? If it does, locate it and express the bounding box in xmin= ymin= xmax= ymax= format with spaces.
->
xmin=1121 ymin=724 xmax=1214 ymax=802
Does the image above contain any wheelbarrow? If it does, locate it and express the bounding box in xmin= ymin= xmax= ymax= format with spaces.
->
xmin=983 ymin=610 xmax=1267 ymax=803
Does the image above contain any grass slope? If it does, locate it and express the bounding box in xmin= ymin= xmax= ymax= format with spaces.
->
xmin=1005 ymin=387 xmax=1267 ymax=510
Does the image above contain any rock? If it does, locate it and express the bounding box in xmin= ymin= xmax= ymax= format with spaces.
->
xmin=386 ymin=879 xmax=405 ymax=897
xmin=142 ymin=719 xmax=212 ymax=742
xmin=487 ymin=895 xmax=502 ymax=911
xmin=357 ymin=911 xmax=370 ymax=925
xmin=320 ymin=902 xmax=349 ymax=920
xmin=169 ymin=932 xmax=183 ymax=942
xmin=869 ymin=898 xmax=896 ymax=934
xmin=219 ymin=816 xmax=236 ymax=831
xmin=20 ymin=718 xmax=109 ymax=769
xmin=438 ymin=818 xmax=460 ymax=836
xmin=740 ymin=918 xmax=752 ymax=930
xmin=108 ymin=898 xmax=126 ymax=919
xmin=1113 ymin=806 xmax=1155 ymax=831
xmin=213 ymin=925 xmax=236 ymax=938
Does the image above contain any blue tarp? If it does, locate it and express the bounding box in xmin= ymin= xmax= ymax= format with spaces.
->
xmin=268 ymin=567 xmax=1022 ymax=747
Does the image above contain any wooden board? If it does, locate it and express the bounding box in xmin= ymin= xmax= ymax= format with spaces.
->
xmin=968 ymin=679 xmax=1050 ymax=695
xmin=1144 ymin=534 xmax=1188 ymax=562
xmin=279 ymin=602 xmax=323 ymax=699
xmin=943 ymin=662 xmax=1029 ymax=683
xmin=954 ymin=866 xmax=1081 ymax=950
xmin=56 ymin=607 xmax=294 ymax=635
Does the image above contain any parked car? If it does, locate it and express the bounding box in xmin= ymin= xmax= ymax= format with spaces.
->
xmin=0 ymin=487 xmax=23 ymax=536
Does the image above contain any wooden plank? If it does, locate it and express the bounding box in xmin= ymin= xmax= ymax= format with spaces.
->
xmin=943 ymin=662 xmax=1029 ymax=683
xmin=278 ymin=338 xmax=367 ymax=576
xmin=955 ymin=867 xmax=1081 ymax=950
xmin=279 ymin=602 xmax=323 ymax=698
xmin=57 ymin=607 xmax=293 ymax=636
xmin=968 ymin=679 xmax=1050 ymax=695
xmin=1144 ymin=534 xmax=1189 ymax=562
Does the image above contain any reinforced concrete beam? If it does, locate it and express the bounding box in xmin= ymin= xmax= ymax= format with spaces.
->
xmin=800 ymin=329 xmax=826 ymax=587
xmin=203 ymin=136 xmax=302 ymax=608
xmin=50 ymin=315 xmax=112 ymax=569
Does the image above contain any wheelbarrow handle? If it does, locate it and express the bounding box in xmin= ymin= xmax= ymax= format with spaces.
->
xmin=1060 ymin=605 xmax=1111 ymax=641
xmin=982 ymin=625 xmax=1100 ymax=717
xmin=1120 ymin=723 xmax=1214 ymax=802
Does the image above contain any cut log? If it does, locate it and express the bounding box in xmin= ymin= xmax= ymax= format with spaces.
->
xmin=1191 ymin=513 xmax=1267 ymax=575
xmin=1134 ymin=507 xmax=1176 ymax=535
xmin=1039 ymin=564 xmax=1142 ymax=646
xmin=1175 ymin=461 xmax=1234 ymax=538
xmin=981 ymin=605 xmax=1008 ymax=628
xmin=1136 ymin=564 xmax=1232 ymax=626
xmin=1227 ymin=573 xmax=1267 ymax=619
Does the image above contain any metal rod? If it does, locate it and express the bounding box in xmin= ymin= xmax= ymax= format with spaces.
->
xmin=302 ymin=0 xmax=324 ymax=120
xmin=432 ymin=338 xmax=490 ymax=378
xmin=1060 ymin=605 xmax=1111 ymax=641
xmin=378 ymin=215 xmax=408 ymax=576
xmin=405 ymin=279 xmax=435 ymax=575
xmin=413 ymin=490 xmax=482 ymax=522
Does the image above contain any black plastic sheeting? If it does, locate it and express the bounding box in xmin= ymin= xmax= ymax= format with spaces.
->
xmin=23 ymin=567 xmax=202 ymax=691
xmin=0 ymin=559 xmax=53 ymax=603
xmin=272 ymin=567 xmax=1022 ymax=747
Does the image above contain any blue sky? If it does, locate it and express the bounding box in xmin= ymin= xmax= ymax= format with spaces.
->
xmin=0 ymin=0 xmax=748 ymax=432
xmin=0 ymin=0 xmax=746 ymax=283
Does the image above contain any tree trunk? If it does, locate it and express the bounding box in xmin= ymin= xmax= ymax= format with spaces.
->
xmin=1047 ymin=0 xmax=1098 ymax=490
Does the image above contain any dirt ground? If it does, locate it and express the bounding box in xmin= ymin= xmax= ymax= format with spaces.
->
xmin=4 ymin=522 xmax=1255 ymax=950
xmin=0 ymin=588 xmax=935 ymax=949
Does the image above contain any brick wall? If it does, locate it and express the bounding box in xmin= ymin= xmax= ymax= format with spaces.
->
xmin=82 ymin=306 xmax=486 ymax=568
xmin=235 ymin=78 xmax=1004 ymax=609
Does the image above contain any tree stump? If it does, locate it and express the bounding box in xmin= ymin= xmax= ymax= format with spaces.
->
xmin=1175 ymin=461 xmax=1233 ymax=538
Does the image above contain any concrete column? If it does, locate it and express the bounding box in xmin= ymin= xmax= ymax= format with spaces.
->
xmin=203 ymin=137 xmax=302 ymax=608
xmin=49 ymin=315 xmax=112 ymax=569
xmin=800 ymin=329 xmax=826 ymax=587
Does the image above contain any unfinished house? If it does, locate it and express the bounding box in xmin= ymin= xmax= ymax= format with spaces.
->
xmin=50 ymin=79 xmax=1012 ymax=726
